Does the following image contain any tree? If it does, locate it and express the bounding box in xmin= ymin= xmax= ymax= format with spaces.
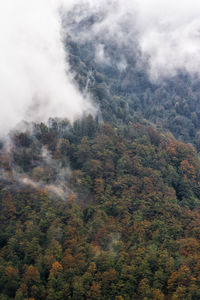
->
xmin=88 ymin=282 xmax=101 ymax=299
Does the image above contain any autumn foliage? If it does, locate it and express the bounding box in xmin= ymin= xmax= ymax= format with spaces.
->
xmin=1 ymin=118 xmax=200 ymax=299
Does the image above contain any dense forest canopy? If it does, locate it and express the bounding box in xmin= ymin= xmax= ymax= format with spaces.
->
xmin=2 ymin=3 xmax=200 ymax=300
xmin=1 ymin=117 xmax=200 ymax=299
xmin=64 ymin=10 xmax=200 ymax=150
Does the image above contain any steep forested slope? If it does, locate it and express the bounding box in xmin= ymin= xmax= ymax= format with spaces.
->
xmin=65 ymin=17 xmax=200 ymax=150
xmin=1 ymin=118 xmax=200 ymax=299
xmin=2 ymin=9 xmax=200 ymax=300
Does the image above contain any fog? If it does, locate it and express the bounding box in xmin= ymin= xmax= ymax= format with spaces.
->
xmin=0 ymin=0 xmax=95 ymax=137
xmin=133 ymin=0 xmax=200 ymax=80
xmin=65 ymin=0 xmax=200 ymax=81
xmin=1 ymin=0 xmax=200 ymax=137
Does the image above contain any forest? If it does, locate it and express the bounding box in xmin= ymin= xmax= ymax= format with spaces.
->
xmin=1 ymin=116 xmax=200 ymax=299
xmin=65 ymin=15 xmax=200 ymax=150
xmin=2 ymin=5 xmax=200 ymax=300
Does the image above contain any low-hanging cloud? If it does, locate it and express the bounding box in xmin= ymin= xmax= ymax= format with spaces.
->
xmin=2 ymin=0 xmax=200 ymax=137
xmin=0 ymin=0 xmax=95 ymax=137
xmin=133 ymin=0 xmax=200 ymax=80
xmin=65 ymin=0 xmax=200 ymax=81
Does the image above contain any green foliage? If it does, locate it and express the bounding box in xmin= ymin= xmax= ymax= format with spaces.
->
xmin=67 ymin=37 xmax=200 ymax=150
xmin=1 ymin=119 xmax=200 ymax=299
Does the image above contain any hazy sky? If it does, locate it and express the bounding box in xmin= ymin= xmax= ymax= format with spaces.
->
xmin=1 ymin=0 xmax=200 ymax=136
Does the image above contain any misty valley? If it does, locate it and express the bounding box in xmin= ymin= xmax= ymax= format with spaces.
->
xmin=2 ymin=1 xmax=200 ymax=300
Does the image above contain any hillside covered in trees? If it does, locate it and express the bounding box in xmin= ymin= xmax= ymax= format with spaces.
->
xmin=65 ymin=12 xmax=200 ymax=151
xmin=1 ymin=117 xmax=200 ymax=299
xmin=2 ymin=4 xmax=200 ymax=300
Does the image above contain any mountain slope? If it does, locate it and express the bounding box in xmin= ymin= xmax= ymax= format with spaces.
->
xmin=1 ymin=119 xmax=200 ymax=299
xmin=65 ymin=24 xmax=200 ymax=150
